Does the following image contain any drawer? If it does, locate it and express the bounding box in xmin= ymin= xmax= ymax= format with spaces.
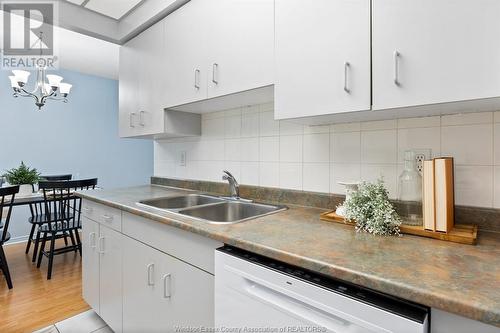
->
xmin=122 ymin=212 xmax=222 ymax=274
xmin=82 ymin=199 xmax=122 ymax=232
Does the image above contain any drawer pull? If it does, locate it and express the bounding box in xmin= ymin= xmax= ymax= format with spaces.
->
xmin=102 ymin=214 xmax=114 ymax=222
xmin=147 ymin=263 xmax=155 ymax=286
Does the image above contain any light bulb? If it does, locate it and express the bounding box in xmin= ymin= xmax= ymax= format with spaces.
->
xmin=12 ymin=70 xmax=30 ymax=84
xmin=59 ymin=83 xmax=72 ymax=95
xmin=46 ymin=74 xmax=63 ymax=88
xmin=8 ymin=76 xmax=20 ymax=88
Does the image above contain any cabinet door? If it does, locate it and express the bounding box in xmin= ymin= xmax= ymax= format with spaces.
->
xmin=119 ymin=38 xmax=140 ymax=137
xmin=122 ymin=235 xmax=163 ymax=332
xmin=372 ymin=0 xmax=500 ymax=110
xmin=207 ymin=0 xmax=274 ymax=99
xmin=82 ymin=217 xmax=100 ymax=314
xmin=164 ymin=0 xmax=209 ymax=108
xmin=135 ymin=21 xmax=166 ymax=136
xmin=122 ymin=235 xmax=214 ymax=331
xmin=159 ymin=250 xmax=214 ymax=329
xmin=274 ymin=0 xmax=371 ymax=119
xmin=99 ymin=225 xmax=123 ymax=333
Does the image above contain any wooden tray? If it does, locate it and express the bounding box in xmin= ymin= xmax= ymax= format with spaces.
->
xmin=320 ymin=211 xmax=478 ymax=245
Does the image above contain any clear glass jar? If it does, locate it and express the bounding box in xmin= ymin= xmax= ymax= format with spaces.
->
xmin=398 ymin=150 xmax=423 ymax=226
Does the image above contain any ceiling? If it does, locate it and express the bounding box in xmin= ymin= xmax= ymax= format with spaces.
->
xmin=65 ymin=0 xmax=145 ymax=21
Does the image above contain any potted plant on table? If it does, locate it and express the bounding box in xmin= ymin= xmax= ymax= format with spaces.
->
xmin=3 ymin=162 xmax=41 ymax=197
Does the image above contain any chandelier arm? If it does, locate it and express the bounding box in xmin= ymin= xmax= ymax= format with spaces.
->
xmin=40 ymin=90 xmax=56 ymax=105
xmin=18 ymin=88 xmax=40 ymax=103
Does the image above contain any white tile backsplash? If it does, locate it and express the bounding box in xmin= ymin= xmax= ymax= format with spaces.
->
xmin=441 ymin=124 xmax=493 ymax=165
xmin=441 ymin=112 xmax=493 ymax=126
xmin=303 ymin=133 xmax=329 ymax=163
xmin=454 ymin=166 xmax=493 ymax=207
xmin=303 ymin=163 xmax=330 ymax=193
xmin=279 ymin=162 xmax=303 ymax=190
xmin=259 ymin=162 xmax=280 ymax=188
xmin=279 ymin=135 xmax=303 ymax=163
xmin=259 ymin=136 xmax=280 ymax=162
xmin=397 ymin=127 xmax=441 ymax=162
xmin=332 ymin=131 xmax=361 ymax=163
xmin=154 ymin=104 xmax=500 ymax=208
xmin=361 ymin=130 xmax=397 ymax=164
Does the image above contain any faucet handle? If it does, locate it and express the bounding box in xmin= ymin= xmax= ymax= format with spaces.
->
xmin=222 ymin=170 xmax=236 ymax=182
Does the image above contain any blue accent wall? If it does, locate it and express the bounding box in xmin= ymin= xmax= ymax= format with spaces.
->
xmin=0 ymin=69 xmax=153 ymax=240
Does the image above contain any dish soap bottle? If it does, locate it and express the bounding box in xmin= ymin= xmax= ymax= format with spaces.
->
xmin=398 ymin=150 xmax=423 ymax=226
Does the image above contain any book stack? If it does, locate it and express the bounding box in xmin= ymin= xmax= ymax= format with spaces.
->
xmin=422 ymin=157 xmax=454 ymax=233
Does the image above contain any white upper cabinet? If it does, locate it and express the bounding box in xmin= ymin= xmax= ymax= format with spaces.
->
xmin=274 ymin=0 xmax=371 ymax=120
xmin=119 ymin=37 xmax=140 ymax=138
xmin=164 ymin=0 xmax=274 ymax=108
xmin=207 ymin=0 xmax=274 ymax=99
xmin=136 ymin=21 xmax=166 ymax=136
xmin=164 ymin=0 xmax=210 ymax=108
xmin=119 ymin=20 xmax=165 ymax=138
xmin=372 ymin=0 xmax=500 ymax=110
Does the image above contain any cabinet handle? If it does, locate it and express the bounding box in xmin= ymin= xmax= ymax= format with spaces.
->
xmin=343 ymin=61 xmax=350 ymax=93
xmin=194 ymin=69 xmax=200 ymax=89
xmin=130 ymin=112 xmax=136 ymax=128
xmin=102 ymin=214 xmax=113 ymax=223
xmin=98 ymin=236 xmax=105 ymax=254
xmin=394 ymin=50 xmax=401 ymax=86
xmin=89 ymin=232 xmax=96 ymax=249
xmin=139 ymin=111 xmax=145 ymax=126
xmin=212 ymin=63 xmax=218 ymax=84
xmin=147 ymin=263 xmax=155 ymax=286
xmin=163 ymin=273 xmax=171 ymax=298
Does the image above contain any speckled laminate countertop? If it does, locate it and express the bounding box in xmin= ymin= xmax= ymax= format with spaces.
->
xmin=76 ymin=185 xmax=500 ymax=328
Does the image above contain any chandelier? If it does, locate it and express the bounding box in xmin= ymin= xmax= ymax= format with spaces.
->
xmin=8 ymin=33 xmax=72 ymax=110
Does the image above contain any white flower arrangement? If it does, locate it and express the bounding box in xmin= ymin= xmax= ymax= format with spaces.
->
xmin=343 ymin=178 xmax=401 ymax=236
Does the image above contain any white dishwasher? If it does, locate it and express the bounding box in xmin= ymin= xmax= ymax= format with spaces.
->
xmin=215 ymin=246 xmax=429 ymax=333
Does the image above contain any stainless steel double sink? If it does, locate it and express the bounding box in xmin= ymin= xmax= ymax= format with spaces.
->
xmin=137 ymin=194 xmax=287 ymax=224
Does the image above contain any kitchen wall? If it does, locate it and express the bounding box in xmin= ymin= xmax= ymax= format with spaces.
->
xmin=154 ymin=103 xmax=500 ymax=209
xmin=1 ymin=69 xmax=153 ymax=241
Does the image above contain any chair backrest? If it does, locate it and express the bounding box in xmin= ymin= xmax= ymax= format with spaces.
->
xmin=0 ymin=185 xmax=19 ymax=243
xmin=30 ymin=174 xmax=72 ymax=216
xmin=41 ymin=174 xmax=72 ymax=181
xmin=38 ymin=178 xmax=97 ymax=228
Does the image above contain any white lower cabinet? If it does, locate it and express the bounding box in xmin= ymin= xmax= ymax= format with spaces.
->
xmin=82 ymin=217 xmax=123 ymax=333
xmin=82 ymin=217 xmax=100 ymax=313
xmin=123 ymin=236 xmax=214 ymax=332
xmin=98 ymin=226 xmax=123 ymax=333
xmin=82 ymin=201 xmax=217 ymax=332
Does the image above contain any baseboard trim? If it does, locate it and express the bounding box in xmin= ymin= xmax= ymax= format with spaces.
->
xmin=6 ymin=235 xmax=29 ymax=245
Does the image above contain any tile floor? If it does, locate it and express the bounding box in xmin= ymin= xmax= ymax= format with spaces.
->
xmin=33 ymin=310 xmax=113 ymax=333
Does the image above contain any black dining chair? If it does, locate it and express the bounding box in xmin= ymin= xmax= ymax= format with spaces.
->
xmin=0 ymin=185 xmax=20 ymax=289
xmin=35 ymin=178 xmax=97 ymax=279
xmin=26 ymin=174 xmax=72 ymax=258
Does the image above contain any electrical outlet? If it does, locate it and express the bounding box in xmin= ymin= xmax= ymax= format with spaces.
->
xmin=412 ymin=148 xmax=431 ymax=173
xmin=415 ymin=154 xmax=426 ymax=173
xmin=180 ymin=151 xmax=186 ymax=167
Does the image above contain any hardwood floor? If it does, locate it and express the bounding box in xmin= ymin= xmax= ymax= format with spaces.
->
xmin=0 ymin=239 xmax=89 ymax=333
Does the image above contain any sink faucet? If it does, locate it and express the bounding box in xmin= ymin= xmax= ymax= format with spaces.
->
xmin=222 ymin=170 xmax=240 ymax=199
